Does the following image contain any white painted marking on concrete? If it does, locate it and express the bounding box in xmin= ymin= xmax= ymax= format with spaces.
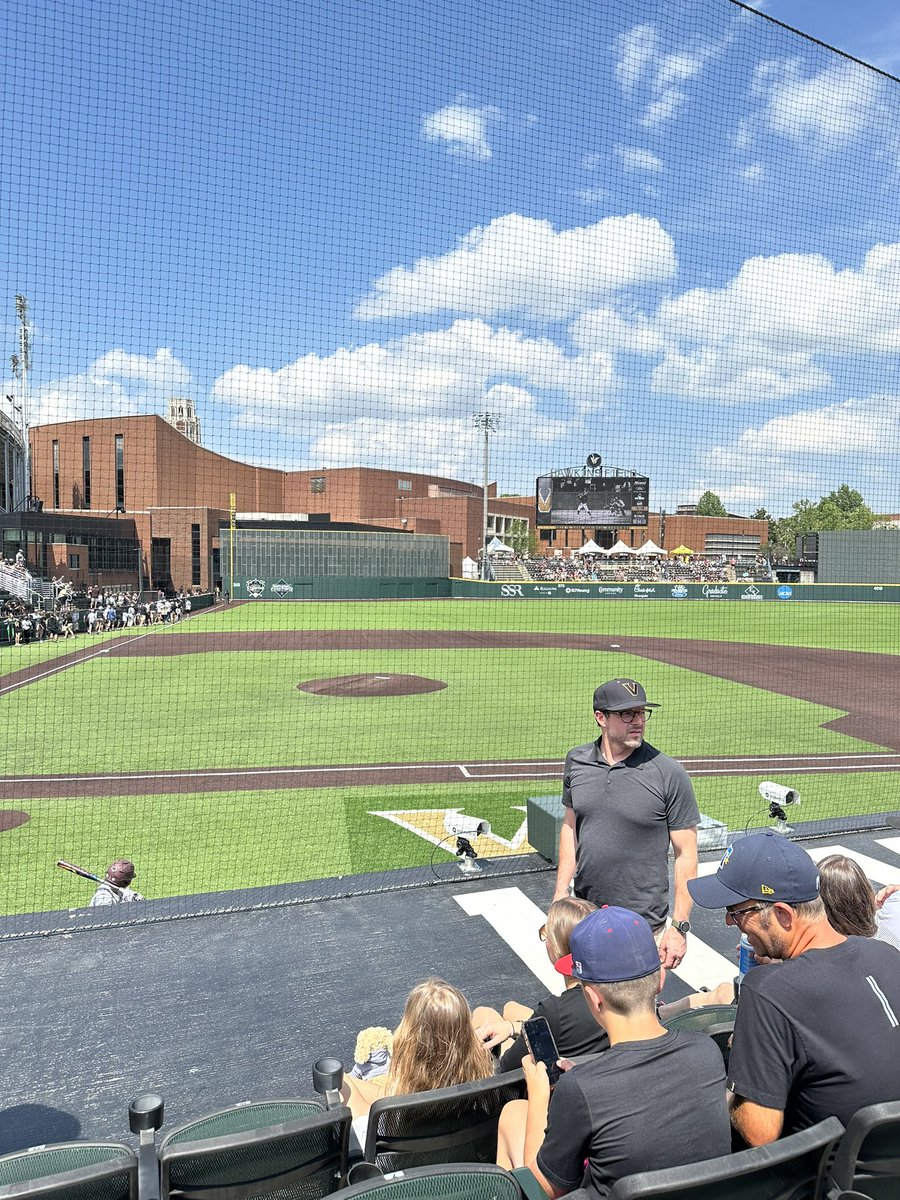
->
xmin=876 ymin=837 xmax=900 ymax=860
xmin=454 ymin=887 xmax=564 ymax=994
xmin=458 ymin=765 xmax=472 ymax=778
xmin=807 ymin=844 xmax=900 ymax=886
xmin=454 ymin=885 xmax=738 ymax=994
xmin=673 ymin=935 xmax=737 ymax=993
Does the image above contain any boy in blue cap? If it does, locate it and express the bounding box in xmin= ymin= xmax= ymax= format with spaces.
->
xmin=689 ymin=830 xmax=900 ymax=1146
xmin=506 ymin=906 xmax=729 ymax=1198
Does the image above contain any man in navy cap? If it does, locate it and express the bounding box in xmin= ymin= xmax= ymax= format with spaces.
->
xmin=512 ymin=906 xmax=730 ymax=1198
xmin=553 ymin=678 xmax=699 ymax=970
xmin=689 ymin=830 xmax=900 ymax=1146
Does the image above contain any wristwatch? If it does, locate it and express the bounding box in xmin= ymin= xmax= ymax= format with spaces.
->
xmin=671 ymin=919 xmax=691 ymax=935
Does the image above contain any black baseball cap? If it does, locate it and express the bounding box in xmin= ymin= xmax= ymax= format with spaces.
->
xmin=593 ymin=679 xmax=660 ymax=712
xmin=688 ymin=831 xmax=819 ymax=908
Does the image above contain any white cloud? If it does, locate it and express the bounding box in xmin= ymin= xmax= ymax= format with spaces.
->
xmin=575 ymin=186 xmax=609 ymax=207
xmin=614 ymin=25 xmax=659 ymax=91
xmin=421 ymin=100 xmax=500 ymax=160
xmin=569 ymin=306 xmax=664 ymax=357
xmin=308 ymin=396 xmax=571 ymax=477
xmin=355 ymin=212 xmax=676 ymax=321
xmin=614 ymin=23 xmax=721 ymax=128
xmin=754 ymin=59 xmax=882 ymax=146
xmin=212 ymin=319 xmax=614 ymax=444
xmin=34 ymin=348 xmax=192 ymax=424
xmin=615 ymin=144 xmax=664 ymax=172
xmin=581 ymin=152 xmax=603 ymax=171
xmin=702 ymin=395 xmax=900 ymax=512
xmin=731 ymin=395 xmax=900 ymax=456
xmin=741 ymin=162 xmax=764 ymax=183
xmin=650 ymin=242 xmax=900 ymax=401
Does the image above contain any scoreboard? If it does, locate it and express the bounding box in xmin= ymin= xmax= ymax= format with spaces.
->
xmin=536 ymin=475 xmax=649 ymax=527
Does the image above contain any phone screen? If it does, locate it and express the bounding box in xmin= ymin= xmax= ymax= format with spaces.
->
xmin=523 ymin=1016 xmax=562 ymax=1085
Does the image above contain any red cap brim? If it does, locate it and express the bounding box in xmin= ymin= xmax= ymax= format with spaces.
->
xmin=555 ymin=953 xmax=575 ymax=976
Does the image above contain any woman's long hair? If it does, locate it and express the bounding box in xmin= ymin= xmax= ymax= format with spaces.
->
xmin=818 ymin=854 xmax=876 ymax=938
xmin=544 ymin=896 xmax=597 ymax=970
xmin=387 ymin=978 xmax=493 ymax=1096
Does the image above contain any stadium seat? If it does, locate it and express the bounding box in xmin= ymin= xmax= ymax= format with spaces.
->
xmin=660 ymin=1003 xmax=736 ymax=1069
xmin=332 ymin=1162 xmax=544 ymax=1199
xmin=362 ymin=1070 xmax=526 ymax=1173
xmin=824 ymin=1100 xmax=900 ymax=1200
xmin=604 ymin=1115 xmax=844 ymax=1199
xmin=157 ymin=1099 xmax=351 ymax=1199
xmin=0 ymin=1141 xmax=137 ymax=1199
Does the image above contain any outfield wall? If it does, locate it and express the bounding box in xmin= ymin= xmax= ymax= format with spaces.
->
xmin=230 ymin=577 xmax=900 ymax=601
xmin=450 ymin=580 xmax=900 ymax=602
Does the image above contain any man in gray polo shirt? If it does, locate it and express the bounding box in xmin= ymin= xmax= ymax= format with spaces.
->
xmin=553 ymin=678 xmax=699 ymax=970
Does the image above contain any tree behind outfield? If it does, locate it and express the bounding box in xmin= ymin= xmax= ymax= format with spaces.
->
xmin=695 ymin=490 xmax=728 ymax=516
xmin=770 ymin=485 xmax=876 ymax=557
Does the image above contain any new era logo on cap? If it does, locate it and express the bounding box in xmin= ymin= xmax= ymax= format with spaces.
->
xmin=688 ymin=830 xmax=819 ymax=909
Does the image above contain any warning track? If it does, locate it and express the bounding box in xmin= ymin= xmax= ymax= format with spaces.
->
xmin=1 ymin=627 xmax=897 ymax=799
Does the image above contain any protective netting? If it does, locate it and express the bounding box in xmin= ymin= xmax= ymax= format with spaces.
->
xmin=2 ymin=0 xmax=899 ymax=928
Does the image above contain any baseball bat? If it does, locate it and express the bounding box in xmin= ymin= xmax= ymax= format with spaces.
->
xmin=56 ymin=859 xmax=103 ymax=884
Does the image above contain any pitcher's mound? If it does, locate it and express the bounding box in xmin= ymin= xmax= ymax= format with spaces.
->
xmin=0 ymin=810 xmax=30 ymax=832
xmin=298 ymin=674 xmax=447 ymax=697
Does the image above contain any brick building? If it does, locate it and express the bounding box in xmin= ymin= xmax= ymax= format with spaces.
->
xmin=27 ymin=418 xmax=531 ymax=589
xmin=26 ymin=415 xmax=767 ymax=590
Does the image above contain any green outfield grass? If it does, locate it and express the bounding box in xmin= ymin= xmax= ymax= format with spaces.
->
xmin=2 ymin=599 xmax=898 ymax=917
xmin=179 ymin=598 xmax=900 ymax=654
xmin=3 ymin=771 xmax=897 ymax=916
xmin=1 ymin=648 xmax=888 ymax=775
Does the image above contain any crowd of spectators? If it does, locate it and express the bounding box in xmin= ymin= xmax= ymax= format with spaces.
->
xmin=330 ymin=847 xmax=900 ymax=1196
xmin=1 ymin=585 xmax=201 ymax=645
xmin=522 ymin=552 xmax=770 ymax=583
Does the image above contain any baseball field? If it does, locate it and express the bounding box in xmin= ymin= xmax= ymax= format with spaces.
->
xmin=1 ymin=597 xmax=898 ymax=915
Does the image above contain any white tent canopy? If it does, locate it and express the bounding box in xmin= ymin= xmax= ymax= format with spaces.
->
xmin=634 ymin=539 xmax=667 ymax=556
xmin=487 ymin=536 xmax=513 ymax=554
xmin=574 ymin=539 xmax=602 ymax=554
xmin=607 ymin=539 xmax=636 ymax=556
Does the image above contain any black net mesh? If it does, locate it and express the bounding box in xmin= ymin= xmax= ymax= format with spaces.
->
xmin=2 ymin=0 xmax=899 ymax=932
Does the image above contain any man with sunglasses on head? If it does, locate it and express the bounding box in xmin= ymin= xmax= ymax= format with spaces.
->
xmin=689 ymin=831 xmax=900 ymax=1146
xmin=553 ymin=678 xmax=699 ymax=971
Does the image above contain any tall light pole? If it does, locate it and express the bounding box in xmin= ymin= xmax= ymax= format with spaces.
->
xmin=473 ymin=411 xmax=500 ymax=581
xmin=11 ymin=294 xmax=31 ymax=506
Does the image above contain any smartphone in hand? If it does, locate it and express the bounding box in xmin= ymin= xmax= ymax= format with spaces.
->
xmin=523 ymin=1016 xmax=562 ymax=1086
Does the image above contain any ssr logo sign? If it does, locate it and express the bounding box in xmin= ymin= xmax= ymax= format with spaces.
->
xmin=246 ymin=578 xmax=265 ymax=598
xmin=500 ymin=584 xmax=524 ymax=597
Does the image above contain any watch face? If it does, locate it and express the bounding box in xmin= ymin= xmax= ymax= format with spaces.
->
xmin=675 ymin=920 xmax=690 ymax=934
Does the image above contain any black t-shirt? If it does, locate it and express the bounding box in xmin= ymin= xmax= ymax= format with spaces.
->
xmin=537 ymin=1029 xmax=730 ymax=1199
xmin=499 ymin=987 xmax=609 ymax=1072
xmin=727 ymin=937 xmax=900 ymax=1132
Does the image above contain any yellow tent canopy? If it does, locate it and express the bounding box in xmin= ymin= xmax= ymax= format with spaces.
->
xmin=670 ymin=544 xmax=694 ymax=556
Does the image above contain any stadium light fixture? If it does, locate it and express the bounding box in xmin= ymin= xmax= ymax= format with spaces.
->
xmin=473 ymin=411 xmax=500 ymax=581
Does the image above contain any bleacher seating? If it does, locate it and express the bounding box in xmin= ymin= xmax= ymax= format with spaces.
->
xmin=362 ymin=1071 xmax=526 ymax=1174
xmin=605 ymin=1115 xmax=844 ymax=1199
xmin=156 ymin=1099 xmax=350 ymax=1199
xmin=335 ymin=1163 xmax=545 ymax=1199
xmin=661 ymin=1005 xmax=737 ymax=1070
xmin=0 ymin=1141 xmax=138 ymax=1199
xmin=825 ymin=1100 xmax=900 ymax=1199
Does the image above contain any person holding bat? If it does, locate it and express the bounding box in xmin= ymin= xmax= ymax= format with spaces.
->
xmin=89 ymin=860 xmax=144 ymax=906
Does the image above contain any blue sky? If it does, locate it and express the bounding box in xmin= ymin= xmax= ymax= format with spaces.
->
xmin=3 ymin=0 xmax=900 ymax=515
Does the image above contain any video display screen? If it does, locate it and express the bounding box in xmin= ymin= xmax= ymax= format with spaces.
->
xmin=536 ymin=475 xmax=649 ymax=527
